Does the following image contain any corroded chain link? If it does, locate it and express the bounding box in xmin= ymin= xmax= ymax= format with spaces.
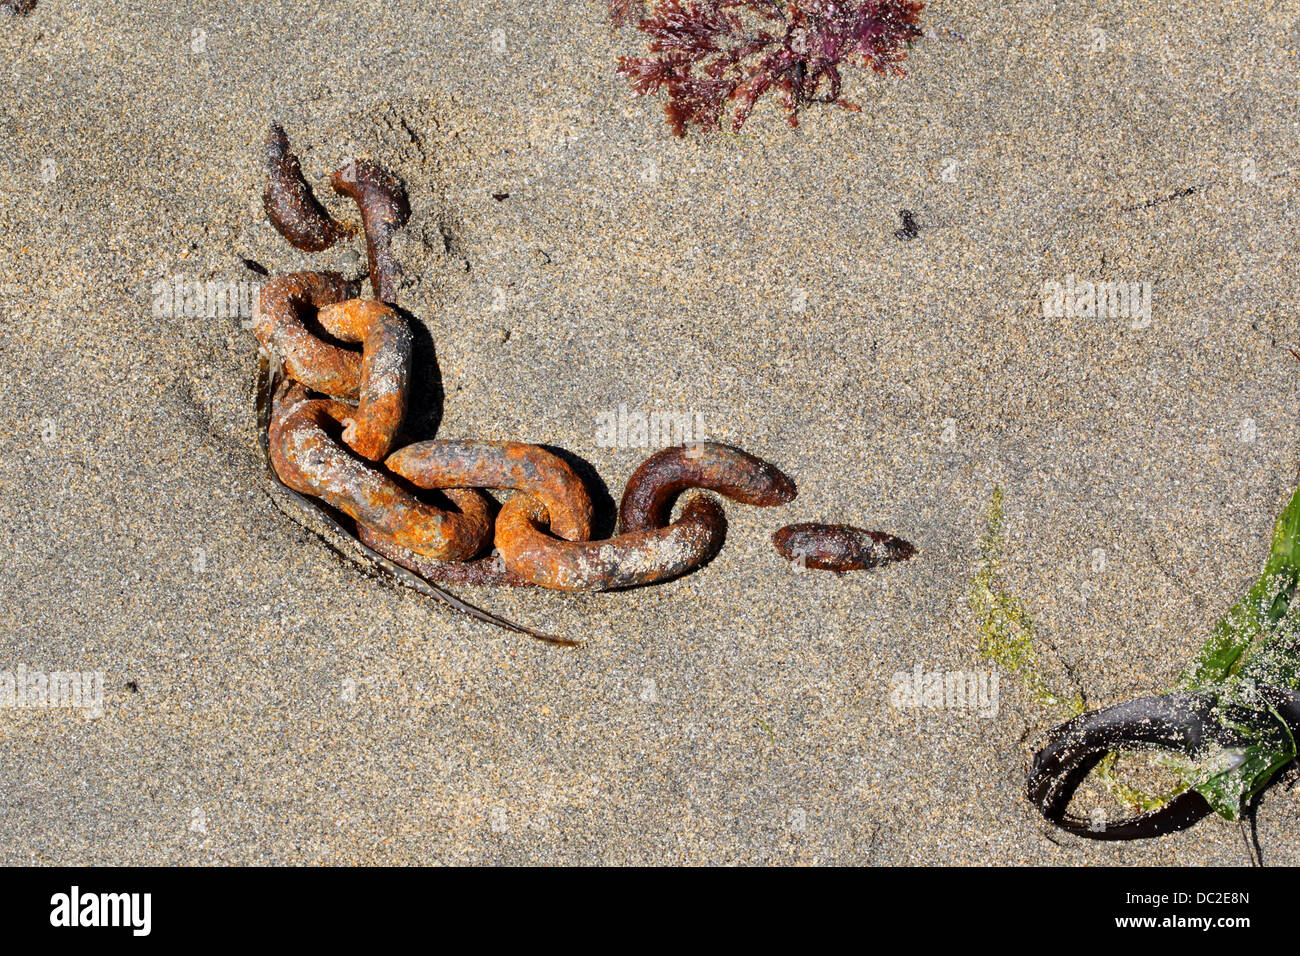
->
xmin=252 ymin=124 xmax=913 ymax=638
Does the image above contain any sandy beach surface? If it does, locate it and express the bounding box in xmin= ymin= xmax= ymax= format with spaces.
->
xmin=1 ymin=0 xmax=1299 ymax=864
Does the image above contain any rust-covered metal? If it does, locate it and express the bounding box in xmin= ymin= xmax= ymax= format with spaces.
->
xmin=772 ymin=522 xmax=915 ymax=571
xmin=619 ymin=442 xmax=797 ymax=533
xmin=267 ymin=381 xmax=490 ymax=561
xmin=330 ymin=160 xmax=410 ymax=302
xmin=359 ymin=526 xmax=534 ymax=588
xmin=250 ymin=129 xmax=915 ymax=637
xmin=487 ymin=442 xmax=798 ymax=591
xmin=262 ymin=123 xmax=347 ymax=252
xmin=495 ymin=492 xmax=726 ymax=592
xmin=386 ymin=440 xmax=593 ymax=542
xmin=253 ymin=271 xmax=361 ymax=399
xmin=255 ymin=356 xmax=562 ymax=641
xmin=251 ymin=131 xmax=583 ymax=640
xmin=314 ymin=299 xmax=411 ymax=461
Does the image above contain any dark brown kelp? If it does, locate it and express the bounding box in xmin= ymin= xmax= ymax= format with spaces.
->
xmin=613 ymin=0 xmax=924 ymax=135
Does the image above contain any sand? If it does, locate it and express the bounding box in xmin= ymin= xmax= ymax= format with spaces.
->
xmin=1 ymin=0 xmax=1298 ymax=863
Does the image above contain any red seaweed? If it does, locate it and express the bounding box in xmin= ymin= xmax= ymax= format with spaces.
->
xmin=614 ymin=0 xmax=924 ymax=135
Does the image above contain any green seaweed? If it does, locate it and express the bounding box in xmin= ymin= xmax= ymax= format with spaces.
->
xmin=1181 ymin=481 xmax=1300 ymax=688
xmin=971 ymin=488 xmax=1168 ymax=811
xmin=970 ymin=487 xmax=1083 ymax=715
xmin=1092 ymin=752 xmax=1183 ymax=812
xmin=1173 ymin=479 xmax=1300 ymax=819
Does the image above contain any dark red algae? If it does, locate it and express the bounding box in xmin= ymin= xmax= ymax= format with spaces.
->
xmin=613 ymin=0 xmax=925 ymax=135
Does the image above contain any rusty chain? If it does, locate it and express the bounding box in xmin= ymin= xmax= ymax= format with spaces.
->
xmin=252 ymin=124 xmax=914 ymax=641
